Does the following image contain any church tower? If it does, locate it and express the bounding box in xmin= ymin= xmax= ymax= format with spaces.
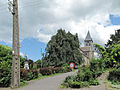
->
xmin=80 ymin=31 xmax=94 ymax=65
xmin=84 ymin=31 xmax=93 ymax=49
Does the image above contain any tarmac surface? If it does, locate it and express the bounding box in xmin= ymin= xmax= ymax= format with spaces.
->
xmin=0 ymin=71 xmax=109 ymax=90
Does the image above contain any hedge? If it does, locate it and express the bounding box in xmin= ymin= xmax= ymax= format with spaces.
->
xmin=108 ymin=68 xmax=120 ymax=82
xmin=20 ymin=68 xmax=38 ymax=81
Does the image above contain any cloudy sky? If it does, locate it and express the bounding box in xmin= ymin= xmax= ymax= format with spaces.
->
xmin=0 ymin=0 xmax=120 ymax=61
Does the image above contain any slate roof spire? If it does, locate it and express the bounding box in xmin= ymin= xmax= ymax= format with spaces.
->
xmin=85 ymin=31 xmax=93 ymax=41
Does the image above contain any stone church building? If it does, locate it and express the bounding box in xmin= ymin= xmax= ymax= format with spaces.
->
xmin=80 ymin=31 xmax=94 ymax=65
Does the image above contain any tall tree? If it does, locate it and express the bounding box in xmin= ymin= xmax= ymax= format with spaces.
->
xmin=105 ymin=29 xmax=120 ymax=52
xmin=42 ymin=29 xmax=83 ymax=67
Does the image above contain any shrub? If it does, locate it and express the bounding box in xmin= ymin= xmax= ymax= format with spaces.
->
xmin=20 ymin=68 xmax=30 ymax=80
xmin=62 ymin=75 xmax=89 ymax=88
xmin=32 ymin=69 xmax=39 ymax=78
xmin=89 ymin=58 xmax=105 ymax=78
xmin=40 ymin=68 xmax=52 ymax=75
xmin=20 ymin=68 xmax=38 ymax=81
xmin=108 ymin=68 xmax=120 ymax=82
xmin=0 ymin=61 xmax=11 ymax=87
xmin=89 ymin=79 xmax=100 ymax=85
xmin=61 ymin=58 xmax=103 ymax=88
xmin=69 ymin=81 xmax=89 ymax=88
xmin=76 ymin=66 xmax=93 ymax=82
xmin=62 ymin=64 xmax=72 ymax=73
xmin=0 ymin=45 xmax=26 ymax=87
xmin=52 ymin=67 xmax=62 ymax=74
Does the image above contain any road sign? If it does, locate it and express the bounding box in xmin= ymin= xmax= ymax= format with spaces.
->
xmin=69 ymin=62 xmax=75 ymax=69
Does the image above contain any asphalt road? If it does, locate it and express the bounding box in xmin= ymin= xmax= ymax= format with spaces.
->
xmin=0 ymin=71 xmax=108 ymax=90
xmin=16 ymin=71 xmax=77 ymax=90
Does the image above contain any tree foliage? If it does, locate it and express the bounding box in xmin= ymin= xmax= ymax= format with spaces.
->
xmin=35 ymin=59 xmax=42 ymax=68
xmin=42 ymin=29 xmax=82 ymax=67
xmin=0 ymin=45 xmax=24 ymax=87
xmin=105 ymin=29 xmax=120 ymax=52
xmin=94 ymin=29 xmax=120 ymax=68
xmin=94 ymin=43 xmax=107 ymax=59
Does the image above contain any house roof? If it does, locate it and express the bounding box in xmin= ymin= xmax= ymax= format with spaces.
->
xmin=85 ymin=31 xmax=93 ymax=41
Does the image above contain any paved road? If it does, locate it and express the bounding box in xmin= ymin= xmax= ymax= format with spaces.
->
xmin=0 ymin=71 xmax=108 ymax=90
xmin=16 ymin=71 xmax=77 ymax=90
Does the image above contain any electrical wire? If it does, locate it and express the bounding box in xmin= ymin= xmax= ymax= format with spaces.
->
xmin=0 ymin=0 xmax=50 ymax=14
xmin=19 ymin=1 xmax=43 ymax=8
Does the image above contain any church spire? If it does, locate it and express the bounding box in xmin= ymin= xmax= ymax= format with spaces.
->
xmin=85 ymin=31 xmax=93 ymax=41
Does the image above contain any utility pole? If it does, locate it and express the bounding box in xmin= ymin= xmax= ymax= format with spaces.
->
xmin=8 ymin=0 xmax=20 ymax=88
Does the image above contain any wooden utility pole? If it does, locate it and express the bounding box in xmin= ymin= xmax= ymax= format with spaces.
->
xmin=9 ymin=0 xmax=20 ymax=88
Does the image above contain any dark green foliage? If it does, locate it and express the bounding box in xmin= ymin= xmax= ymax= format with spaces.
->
xmin=39 ymin=66 xmax=71 ymax=76
xmin=105 ymin=29 xmax=120 ymax=52
xmin=32 ymin=69 xmax=39 ymax=78
xmin=61 ymin=66 xmax=100 ymax=88
xmin=89 ymin=79 xmax=100 ymax=85
xmin=94 ymin=43 xmax=107 ymax=59
xmin=35 ymin=59 xmax=42 ymax=68
xmin=69 ymin=81 xmax=89 ymax=88
xmin=51 ymin=67 xmax=62 ymax=74
xmin=76 ymin=67 xmax=93 ymax=81
xmin=40 ymin=68 xmax=52 ymax=75
xmin=94 ymin=40 xmax=120 ymax=68
xmin=0 ymin=61 xmax=11 ymax=87
xmin=28 ymin=60 xmax=34 ymax=69
xmin=61 ymin=64 xmax=72 ymax=73
xmin=61 ymin=58 xmax=105 ymax=88
xmin=108 ymin=41 xmax=120 ymax=67
xmin=90 ymin=58 xmax=105 ymax=78
xmin=0 ymin=45 xmax=12 ymax=87
xmin=20 ymin=79 xmax=27 ymax=87
xmin=42 ymin=29 xmax=82 ymax=67
xmin=108 ymin=68 xmax=120 ymax=82
xmin=20 ymin=68 xmax=38 ymax=81
xmin=0 ymin=45 xmax=26 ymax=87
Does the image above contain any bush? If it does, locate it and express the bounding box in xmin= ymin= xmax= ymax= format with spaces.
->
xmin=69 ymin=81 xmax=89 ymax=88
xmin=90 ymin=58 xmax=105 ymax=78
xmin=52 ymin=67 xmax=62 ymax=74
xmin=61 ymin=58 xmax=103 ymax=88
xmin=108 ymin=68 xmax=120 ymax=82
xmin=20 ymin=68 xmax=38 ymax=81
xmin=76 ymin=66 xmax=93 ymax=82
xmin=32 ymin=69 xmax=39 ymax=78
xmin=0 ymin=45 xmax=26 ymax=87
xmin=89 ymin=79 xmax=100 ymax=85
xmin=0 ymin=61 xmax=11 ymax=87
xmin=62 ymin=64 xmax=72 ymax=73
xmin=40 ymin=68 xmax=52 ymax=75
xmin=62 ymin=75 xmax=89 ymax=88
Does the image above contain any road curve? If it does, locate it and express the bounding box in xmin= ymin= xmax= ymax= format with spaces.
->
xmin=16 ymin=71 xmax=77 ymax=90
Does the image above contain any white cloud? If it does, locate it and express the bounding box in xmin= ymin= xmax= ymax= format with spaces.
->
xmin=0 ymin=0 xmax=120 ymax=46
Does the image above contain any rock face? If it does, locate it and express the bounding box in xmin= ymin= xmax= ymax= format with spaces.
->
xmin=80 ymin=31 xmax=94 ymax=65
